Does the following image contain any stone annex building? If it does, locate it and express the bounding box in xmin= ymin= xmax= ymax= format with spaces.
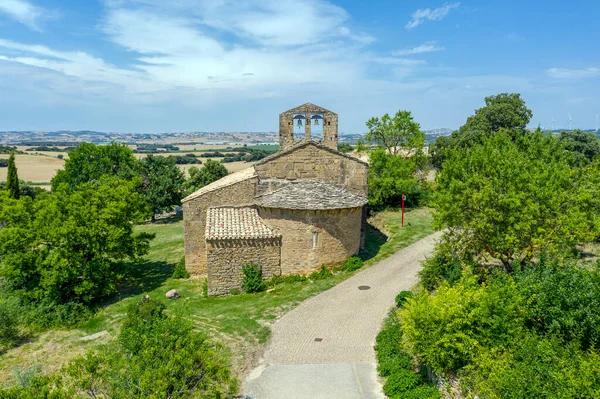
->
xmin=182 ymin=103 xmax=369 ymax=295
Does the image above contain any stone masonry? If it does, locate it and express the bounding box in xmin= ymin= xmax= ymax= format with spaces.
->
xmin=206 ymin=238 xmax=281 ymax=296
xmin=182 ymin=103 xmax=369 ymax=295
xmin=279 ymin=103 xmax=338 ymax=151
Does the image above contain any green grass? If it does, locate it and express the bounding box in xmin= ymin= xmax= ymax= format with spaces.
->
xmin=0 ymin=208 xmax=434 ymax=381
xmin=363 ymin=208 xmax=435 ymax=266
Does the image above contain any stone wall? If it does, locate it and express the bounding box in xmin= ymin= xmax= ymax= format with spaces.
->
xmin=254 ymin=144 xmax=368 ymax=197
xmin=183 ymin=177 xmax=258 ymax=276
xmin=206 ymin=238 xmax=281 ymax=296
xmin=258 ymin=207 xmax=363 ymax=275
xmin=322 ymin=112 xmax=338 ymax=149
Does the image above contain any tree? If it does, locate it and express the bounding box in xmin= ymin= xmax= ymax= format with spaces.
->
xmin=7 ymin=152 xmax=19 ymax=199
xmin=457 ymin=93 xmax=532 ymax=143
xmin=51 ymin=143 xmax=138 ymax=191
xmin=433 ymin=130 xmax=599 ymax=271
xmin=137 ymin=155 xmax=185 ymax=220
xmin=365 ymin=110 xmax=425 ymax=156
xmin=183 ymin=159 xmax=229 ymax=195
xmin=433 ymin=93 xmax=534 ymax=169
xmin=368 ymin=149 xmax=430 ymax=210
xmin=0 ymin=177 xmax=153 ymax=304
xmin=558 ymin=129 xmax=600 ymax=164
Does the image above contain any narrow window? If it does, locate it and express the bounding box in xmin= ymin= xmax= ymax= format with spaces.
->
xmin=312 ymin=232 xmax=319 ymax=248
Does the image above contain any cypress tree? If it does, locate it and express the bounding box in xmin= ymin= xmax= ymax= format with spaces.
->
xmin=7 ymin=152 xmax=19 ymax=199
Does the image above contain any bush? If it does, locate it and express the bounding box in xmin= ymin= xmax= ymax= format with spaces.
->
xmin=0 ymin=301 xmax=19 ymax=348
xmin=375 ymin=311 xmax=441 ymax=398
xmin=375 ymin=313 xmax=411 ymax=377
xmin=309 ymin=265 xmax=333 ymax=280
xmin=242 ymin=263 xmax=266 ymax=293
xmin=395 ymin=291 xmax=413 ymax=308
xmin=62 ymin=296 xmax=238 ymax=398
xmin=419 ymin=240 xmax=473 ymax=290
xmin=515 ymin=259 xmax=600 ymax=349
xmin=340 ymin=256 xmax=363 ymax=272
xmin=400 ymin=385 xmax=442 ymax=399
xmin=172 ymin=256 xmax=190 ymax=279
xmin=463 ymin=334 xmax=600 ymax=399
xmin=383 ymin=370 xmax=422 ymax=397
xmin=400 ymin=273 xmax=526 ymax=373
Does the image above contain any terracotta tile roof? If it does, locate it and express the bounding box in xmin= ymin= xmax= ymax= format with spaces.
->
xmin=182 ymin=167 xmax=257 ymax=203
xmin=206 ymin=207 xmax=280 ymax=240
xmin=256 ymin=180 xmax=368 ymax=210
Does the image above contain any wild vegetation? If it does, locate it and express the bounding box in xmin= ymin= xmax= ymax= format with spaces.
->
xmin=377 ymin=93 xmax=600 ymax=398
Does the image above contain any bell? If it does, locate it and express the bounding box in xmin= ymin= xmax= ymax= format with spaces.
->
xmin=297 ymin=119 xmax=303 ymax=127
xmin=314 ymin=119 xmax=319 ymax=126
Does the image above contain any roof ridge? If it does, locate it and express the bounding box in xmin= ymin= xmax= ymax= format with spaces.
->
xmin=255 ymin=139 xmax=368 ymax=167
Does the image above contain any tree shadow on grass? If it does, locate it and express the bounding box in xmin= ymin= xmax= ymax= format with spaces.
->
xmin=360 ymin=223 xmax=388 ymax=263
xmin=103 ymin=260 xmax=175 ymax=307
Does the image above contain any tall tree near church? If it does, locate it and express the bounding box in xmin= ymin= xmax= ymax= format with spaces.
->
xmin=6 ymin=153 xmax=19 ymax=199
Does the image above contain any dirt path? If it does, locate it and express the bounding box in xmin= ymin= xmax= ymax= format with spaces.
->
xmin=244 ymin=231 xmax=442 ymax=399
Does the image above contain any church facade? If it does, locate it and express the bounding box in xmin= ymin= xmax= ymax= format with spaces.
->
xmin=182 ymin=103 xmax=368 ymax=295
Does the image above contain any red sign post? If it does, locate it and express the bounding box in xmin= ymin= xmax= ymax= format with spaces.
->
xmin=401 ymin=193 xmax=406 ymax=228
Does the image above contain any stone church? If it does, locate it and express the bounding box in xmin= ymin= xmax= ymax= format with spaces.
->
xmin=182 ymin=103 xmax=369 ymax=295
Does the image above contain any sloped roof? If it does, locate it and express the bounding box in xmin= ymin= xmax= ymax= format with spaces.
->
xmin=281 ymin=103 xmax=336 ymax=115
xmin=206 ymin=207 xmax=281 ymax=240
xmin=256 ymin=180 xmax=368 ymax=210
xmin=182 ymin=167 xmax=257 ymax=203
xmin=255 ymin=139 xmax=368 ymax=167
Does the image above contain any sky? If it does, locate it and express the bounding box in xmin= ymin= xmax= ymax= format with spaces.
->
xmin=0 ymin=0 xmax=599 ymax=133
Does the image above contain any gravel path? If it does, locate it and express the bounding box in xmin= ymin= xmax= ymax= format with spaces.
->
xmin=244 ymin=231 xmax=442 ymax=399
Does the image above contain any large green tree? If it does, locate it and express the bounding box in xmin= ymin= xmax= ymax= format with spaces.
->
xmin=431 ymin=93 xmax=533 ymax=169
xmin=6 ymin=152 xmax=19 ymax=199
xmin=51 ymin=143 xmax=138 ymax=191
xmin=0 ymin=177 xmax=153 ymax=304
xmin=368 ymin=149 xmax=429 ymax=210
xmin=366 ymin=110 xmax=425 ymax=156
xmin=433 ymin=130 xmax=600 ymax=270
xmin=558 ymin=129 xmax=600 ymax=164
xmin=137 ymin=155 xmax=185 ymax=218
xmin=183 ymin=159 xmax=229 ymax=196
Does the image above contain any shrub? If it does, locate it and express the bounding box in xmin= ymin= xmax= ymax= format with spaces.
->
xmin=64 ymin=296 xmax=238 ymax=398
xmin=400 ymin=273 xmax=526 ymax=373
xmin=463 ymin=334 xmax=600 ymax=399
xmin=0 ymin=301 xmax=19 ymax=348
xmin=383 ymin=370 xmax=422 ymax=397
xmin=172 ymin=256 xmax=190 ymax=279
xmin=242 ymin=263 xmax=266 ymax=293
xmin=375 ymin=313 xmax=411 ymax=377
xmin=202 ymin=279 xmax=208 ymax=298
xmin=309 ymin=265 xmax=333 ymax=280
xmin=419 ymin=242 xmax=469 ymax=291
xmin=515 ymin=259 xmax=600 ymax=349
xmin=400 ymin=385 xmax=442 ymax=399
xmin=340 ymin=256 xmax=363 ymax=272
xmin=395 ymin=291 xmax=413 ymax=308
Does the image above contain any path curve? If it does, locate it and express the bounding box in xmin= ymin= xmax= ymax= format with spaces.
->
xmin=244 ymin=231 xmax=442 ymax=399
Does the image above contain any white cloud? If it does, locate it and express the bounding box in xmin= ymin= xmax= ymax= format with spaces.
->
xmin=392 ymin=41 xmax=445 ymax=56
xmin=372 ymin=57 xmax=426 ymax=66
xmin=0 ymin=0 xmax=44 ymax=30
xmin=547 ymin=67 xmax=600 ymax=79
xmin=405 ymin=2 xmax=460 ymax=30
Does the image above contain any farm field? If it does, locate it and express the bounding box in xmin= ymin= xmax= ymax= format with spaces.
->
xmin=0 ymin=152 xmax=253 ymax=184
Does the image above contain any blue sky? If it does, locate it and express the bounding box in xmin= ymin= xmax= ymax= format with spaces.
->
xmin=0 ymin=0 xmax=599 ymax=133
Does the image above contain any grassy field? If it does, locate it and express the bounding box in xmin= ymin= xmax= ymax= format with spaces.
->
xmin=0 ymin=208 xmax=434 ymax=384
